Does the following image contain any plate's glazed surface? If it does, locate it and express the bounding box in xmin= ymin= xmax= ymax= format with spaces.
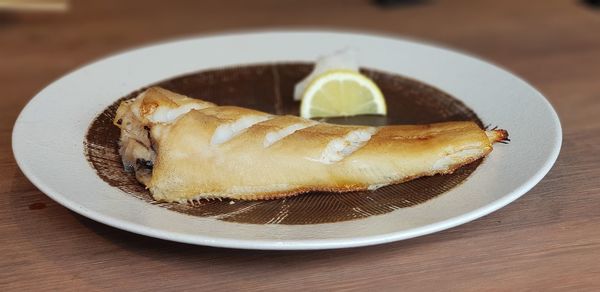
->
xmin=85 ymin=63 xmax=483 ymax=225
xmin=13 ymin=31 xmax=561 ymax=249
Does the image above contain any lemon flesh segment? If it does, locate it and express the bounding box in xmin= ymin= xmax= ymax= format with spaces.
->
xmin=300 ymin=71 xmax=387 ymax=119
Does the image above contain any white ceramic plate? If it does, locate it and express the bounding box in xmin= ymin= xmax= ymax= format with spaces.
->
xmin=12 ymin=31 xmax=561 ymax=250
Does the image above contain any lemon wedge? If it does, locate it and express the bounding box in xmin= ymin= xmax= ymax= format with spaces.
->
xmin=300 ymin=70 xmax=387 ymax=119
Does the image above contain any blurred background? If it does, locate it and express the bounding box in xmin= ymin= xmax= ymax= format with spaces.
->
xmin=1 ymin=0 xmax=599 ymax=132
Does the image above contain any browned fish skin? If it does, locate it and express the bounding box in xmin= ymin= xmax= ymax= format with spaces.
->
xmin=114 ymin=87 xmax=509 ymax=202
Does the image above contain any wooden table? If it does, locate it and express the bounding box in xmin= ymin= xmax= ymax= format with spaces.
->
xmin=2 ymin=0 xmax=599 ymax=290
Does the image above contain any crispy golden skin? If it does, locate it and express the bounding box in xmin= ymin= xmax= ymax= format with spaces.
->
xmin=115 ymin=87 xmax=508 ymax=202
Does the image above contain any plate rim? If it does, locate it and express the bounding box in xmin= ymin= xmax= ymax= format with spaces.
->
xmin=12 ymin=29 xmax=562 ymax=250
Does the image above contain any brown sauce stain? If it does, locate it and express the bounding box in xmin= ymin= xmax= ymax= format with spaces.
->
xmin=84 ymin=63 xmax=483 ymax=225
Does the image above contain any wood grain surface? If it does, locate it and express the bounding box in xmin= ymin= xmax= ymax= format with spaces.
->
xmin=1 ymin=0 xmax=599 ymax=290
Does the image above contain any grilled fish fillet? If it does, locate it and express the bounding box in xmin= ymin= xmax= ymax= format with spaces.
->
xmin=114 ymin=87 xmax=508 ymax=202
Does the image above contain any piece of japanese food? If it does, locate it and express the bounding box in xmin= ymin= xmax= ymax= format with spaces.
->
xmin=114 ymin=87 xmax=508 ymax=203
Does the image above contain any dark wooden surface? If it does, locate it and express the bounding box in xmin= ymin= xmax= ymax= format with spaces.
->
xmin=1 ymin=0 xmax=599 ymax=290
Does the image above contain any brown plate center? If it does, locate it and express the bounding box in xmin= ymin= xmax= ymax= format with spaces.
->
xmin=84 ymin=63 xmax=482 ymax=225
